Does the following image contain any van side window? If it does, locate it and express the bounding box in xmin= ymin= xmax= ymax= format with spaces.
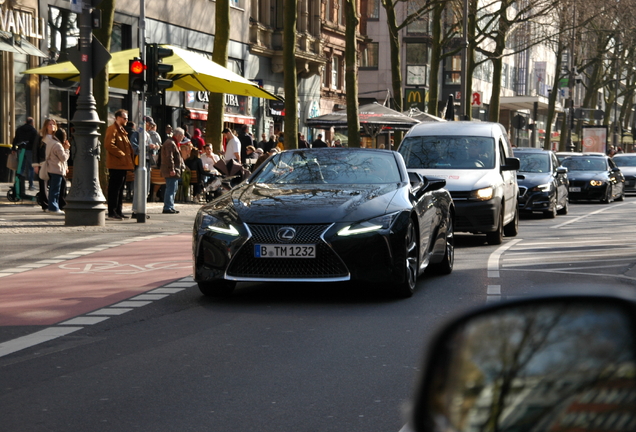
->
xmin=499 ymin=140 xmax=507 ymax=166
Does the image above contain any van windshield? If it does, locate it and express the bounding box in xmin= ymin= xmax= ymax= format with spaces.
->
xmin=398 ymin=136 xmax=496 ymax=170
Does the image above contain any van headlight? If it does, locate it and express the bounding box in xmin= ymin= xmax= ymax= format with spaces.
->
xmin=469 ymin=186 xmax=494 ymax=201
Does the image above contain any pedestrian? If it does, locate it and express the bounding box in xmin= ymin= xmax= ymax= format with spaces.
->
xmin=105 ymin=109 xmax=135 ymax=220
xmin=332 ymin=139 xmax=343 ymax=147
xmin=253 ymin=147 xmax=279 ymax=171
xmin=160 ymin=127 xmax=185 ymax=214
xmin=42 ymin=120 xmax=70 ymax=215
xmin=264 ymin=134 xmax=278 ymax=153
xmin=298 ymin=133 xmax=310 ymax=148
xmin=12 ymin=117 xmax=38 ymax=191
xmin=124 ymin=121 xmax=137 ymax=201
xmin=276 ymin=131 xmax=285 ymax=150
xmin=200 ymin=143 xmax=221 ymax=177
xmin=257 ymin=133 xmax=268 ymax=150
xmin=222 ymin=128 xmax=241 ymax=163
xmin=165 ymin=124 xmax=173 ymax=140
xmin=32 ymin=119 xmax=50 ymax=211
xmin=185 ymin=148 xmax=205 ymax=202
xmin=312 ymin=133 xmax=328 ymax=148
xmin=54 ymin=128 xmax=70 ymax=210
xmin=237 ymin=124 xmax=253 ymax=163
xmin=191 ymin=128 xmax=205 ymax=151
xmin=145 ymin=119 xmax=162 ymax=167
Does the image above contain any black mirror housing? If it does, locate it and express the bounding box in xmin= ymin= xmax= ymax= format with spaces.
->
xmin=502 ymin=157 xmax=520 ymax=171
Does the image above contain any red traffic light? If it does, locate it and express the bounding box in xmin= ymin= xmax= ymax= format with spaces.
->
xmin=130 ymin=59 xmax=145 ymax=74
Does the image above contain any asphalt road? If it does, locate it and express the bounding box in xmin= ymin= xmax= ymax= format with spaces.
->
xmin=0 ymin=196 xmax=635 ymax=432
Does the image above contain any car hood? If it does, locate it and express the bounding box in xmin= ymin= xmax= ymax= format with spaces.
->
xmin=408 ymin=168 xmax=501 ymax=191
xmin=517 ymin=172 xmax=553 ymax=188
xmin=567 ymin=171 xmax=609 ymax=181
xmin=202 ymin=182 xmax=404 ymax=224
xmin=615 ymin=166 xmax=636 ymax=176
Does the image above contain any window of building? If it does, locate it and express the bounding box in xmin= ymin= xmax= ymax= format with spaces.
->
xmin=406 ymin=43 xmax=429 ymax=65
xmin=331 ymin=57 xmax=339 ymax=89
xmin=339 ymin=0 xmax=345 ymax=25
xmin=360 ymin=43 xmax=379 ymax=68
xmin=48 ymin=6 xmax=79 ymax=59
xmin=406 ymin=1 xmax=430 ymax=34
xmin=367 ymin=0 xmax=380 ymax=19
xmin=444 ymin=55 xmax=462 ymax=85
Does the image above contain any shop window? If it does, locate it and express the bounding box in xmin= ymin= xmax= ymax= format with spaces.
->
xmin=444 ymin=55 xmax=462 ymax=85
xmin=360 ymin=43 xmax=379 ymax=69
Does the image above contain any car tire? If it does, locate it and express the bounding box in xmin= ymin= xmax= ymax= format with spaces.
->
xmin=557 ymin=199 xmax=569 ymax=215
xmin=503 ymin=206 xmax=519 ymax=236
xmin=487 ymin=210 xmax=504 ymax=245
xmin=394 ymin=219 xmax=419 ymax=298
xmin=198 ymin=280 xmax=236 ymax=297
xmin=429 ymin=216 xmax=454 ymax=275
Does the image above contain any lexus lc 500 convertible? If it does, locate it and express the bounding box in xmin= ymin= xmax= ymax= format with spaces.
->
xmin=192 ymin=148 xmax=455 ymax=298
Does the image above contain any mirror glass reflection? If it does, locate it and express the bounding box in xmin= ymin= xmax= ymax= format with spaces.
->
xmin=429 ymin=302 xmax=636 ymax=432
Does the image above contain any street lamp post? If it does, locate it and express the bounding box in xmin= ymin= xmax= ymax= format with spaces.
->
xmin=64 ymin=0 xmax=110 ymax=226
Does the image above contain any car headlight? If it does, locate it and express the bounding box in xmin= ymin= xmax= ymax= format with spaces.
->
xmin=200 ymin=214 xmax=240 ymax=236
xmin=589 ymin=180 xmax=604 ymax=186
xmin=531 ymin=183 xmax=551 ymax=192
xmin=469 ymin=186 xmax=494 ymax=201
xmin=338 ymin=212 xmax=400 ymax=236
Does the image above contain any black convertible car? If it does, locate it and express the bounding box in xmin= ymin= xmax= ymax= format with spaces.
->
xmin=192 ymin=148 xmax=455 ymax=298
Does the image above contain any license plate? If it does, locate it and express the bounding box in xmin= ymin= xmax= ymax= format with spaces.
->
xmin=255 ymin=244 xmax=316 ymax=258
xmin=569 ymin=187 xmax=581 ymax=192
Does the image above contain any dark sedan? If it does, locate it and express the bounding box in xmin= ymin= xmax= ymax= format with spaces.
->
xmin=515 ymin=148 xmax=569 ymax=218
xmin=192 ymin=148 xmax=455 ymax=298
xmin=612 ymin=153 xmax=636 ymax=194
xmin=561 ymin=154 xmax=625 ymax=203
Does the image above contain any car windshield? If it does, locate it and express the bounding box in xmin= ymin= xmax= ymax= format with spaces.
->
xmin=614 ymin=156 xmax=636 ymax=167
xmin=398 ymin=136 xmax=496 ymax=169
xmin=517 ymin=153 xmax=551 ymax=173
xmin=252 ymin=149 xmax=402 ymax=185
xmin=562 ymin=157 xmax=608 ymax=171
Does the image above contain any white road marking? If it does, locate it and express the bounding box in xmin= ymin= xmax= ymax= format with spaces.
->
xmin=111 ymin=301 xmax=153 ymax=308
xmin=487 ymin=239 xmax=522 ymax=278
xmin=59 ymin=317 xmax=110 ymax=326
xmin=130 ymin=294 xmax=169 ymax=301
xmin=88 ymin=308 xmax=133 ymax=316
xmin=0 ymin=327 xmax=83 ymax=357
xmin=551 ymin=203 xmax=628 ymax=229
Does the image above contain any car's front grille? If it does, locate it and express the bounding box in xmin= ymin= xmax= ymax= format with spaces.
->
xmin=450 ymin=191 xmax=471 ymax=200
xmin=569 ymin=180 xmax=588 ymax=188
xmin=226 ymin=224 xmax=349 ymax=279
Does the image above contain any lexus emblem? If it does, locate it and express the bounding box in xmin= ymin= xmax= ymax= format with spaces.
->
xmin=276 ymin=227 xmax=296 ymax=242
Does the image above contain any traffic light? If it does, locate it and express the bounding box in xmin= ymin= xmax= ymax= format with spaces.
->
xmin=146 ymin=43 xmax=174 ymax=96
xmin=128 ymin=58 xmax=146 ymax=93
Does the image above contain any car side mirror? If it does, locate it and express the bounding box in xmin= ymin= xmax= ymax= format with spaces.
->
xmin=556 ymin=166 xmax=568 ymax=174
xmin=502 ymin=157 xmax=520 ymax=171
xmin=409 ymin=295 xmax=636 ymax=432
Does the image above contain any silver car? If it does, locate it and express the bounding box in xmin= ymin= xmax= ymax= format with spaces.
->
xmin=611 ymin=153 xmax=636 ymax=194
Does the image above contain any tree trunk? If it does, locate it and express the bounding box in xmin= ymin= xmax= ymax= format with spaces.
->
xmin=427 ymin=3 xmax=444 ymax=116
xmin=283 ymin=0 xmax=298 ymax=149
xmin=92 ymin=0 xmax=115 ymax=197
xmin=207 ymin=0 xmax=230 ymax=155
xmin=345 ymin=0 xmax=360 ymax=147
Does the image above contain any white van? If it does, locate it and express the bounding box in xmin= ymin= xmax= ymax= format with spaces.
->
xmin=398 ymin=122 xmax=520 ymax=245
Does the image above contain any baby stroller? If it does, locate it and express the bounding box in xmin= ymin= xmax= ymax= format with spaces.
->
xmin=6 ymin=143 xmax=47 ymax=208
xmin=203 ymin=158 xmax=250 ymax=202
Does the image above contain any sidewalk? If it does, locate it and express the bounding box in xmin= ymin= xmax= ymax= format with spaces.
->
xmin=0 ymin=181 xmax=203 ymax=234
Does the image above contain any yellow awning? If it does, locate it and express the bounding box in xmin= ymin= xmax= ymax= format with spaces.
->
xmin=23 ymin=45 xmax=280 ymax=100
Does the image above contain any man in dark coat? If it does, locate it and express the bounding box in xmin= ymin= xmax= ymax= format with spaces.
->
xmin=312 ymin=133 xmax=328 ymax=148
xmin=298 ymin=133 xmax=310 ymax=148
xmin=237 ymin=124 xmax=253 ymax=163
xmin=12 ymin=117 xmax=38 ymax=190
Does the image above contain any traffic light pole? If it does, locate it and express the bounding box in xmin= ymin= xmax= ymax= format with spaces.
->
xmin=133 ymin=0 xmax=148 ymax=223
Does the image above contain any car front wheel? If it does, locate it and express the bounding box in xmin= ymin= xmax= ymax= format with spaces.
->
xmin=487 ymin=210 xmax=504 ymax=245
xmin=394 ymin=219 xmax=419 ymax=298
xmin=429 ymin=216 xmax=454 ymax=275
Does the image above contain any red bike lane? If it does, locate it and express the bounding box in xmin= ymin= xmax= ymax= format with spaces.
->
xmin=0 ymin=234 xmax=192 ymax=327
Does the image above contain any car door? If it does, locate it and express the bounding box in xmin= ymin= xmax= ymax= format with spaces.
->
xmin=498 ymin=138 xmax=517 ymax=223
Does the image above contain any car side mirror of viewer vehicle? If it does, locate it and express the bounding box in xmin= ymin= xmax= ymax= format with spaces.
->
xmin=502 ymin=157 xmax=520 ymax=171
xmin=409 ymin=295 xmax=636 ymax=432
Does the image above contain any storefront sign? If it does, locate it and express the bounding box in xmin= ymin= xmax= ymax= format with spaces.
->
xmin=0 ymin=4 xmax=46 ymax=39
